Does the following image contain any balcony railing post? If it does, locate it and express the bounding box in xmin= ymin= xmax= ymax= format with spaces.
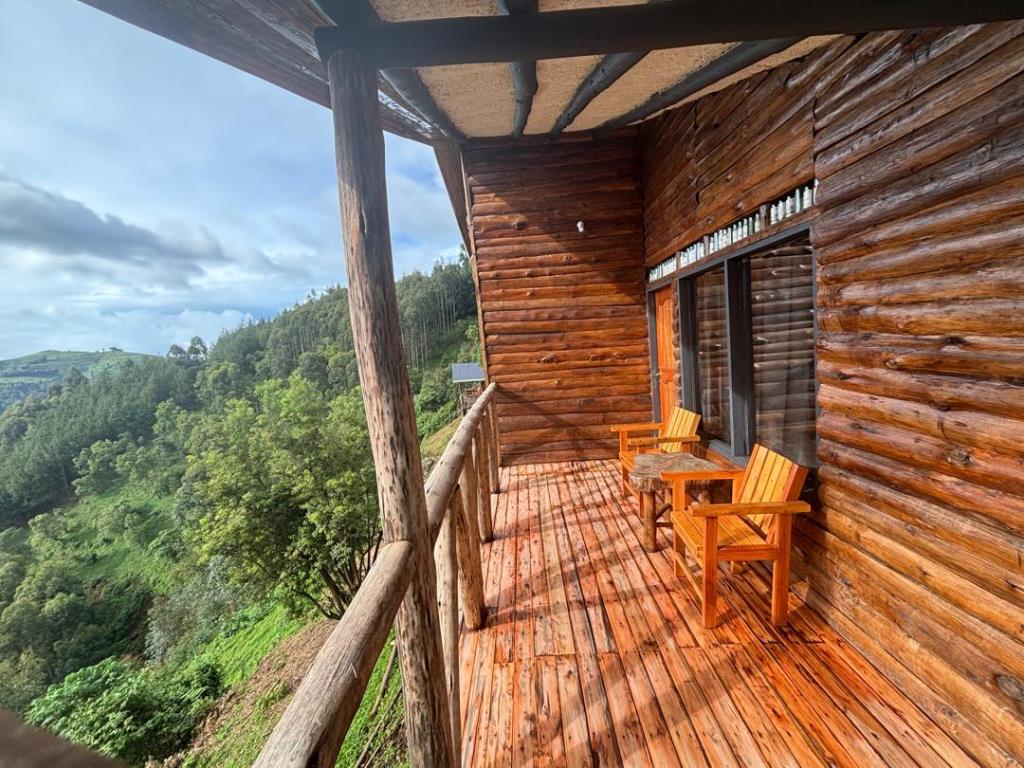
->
xmin=434 ymin=501 xmax=461 ymax=759
xmin=321 ymin=47 xmax=454 ymax=768
xmin=460 ymin=441 xmax=481 ymax=542
xmin=482 ymin=406 xmax=500 ymax=492
xmin=474 ymin=426 xmax=494 ymax=541
xmin=488 ymin=399 xmax=502 ymax=472
xmin=452 ymin=487 xmax=484 ymax=629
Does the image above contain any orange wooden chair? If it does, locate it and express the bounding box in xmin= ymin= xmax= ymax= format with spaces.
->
xmin=611 ymin=407 xmax=700 ymax=496
xmin=664 ymin=444 xmax=810 ymax=628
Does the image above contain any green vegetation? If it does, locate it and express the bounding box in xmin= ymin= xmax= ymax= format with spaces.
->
xmin=0 ymin=254 xmax=479 ymax=766
xmin=0 ymin=349 xmax=152 ymax=414
xmin=336 ymin=641 xmax=407 ymax=768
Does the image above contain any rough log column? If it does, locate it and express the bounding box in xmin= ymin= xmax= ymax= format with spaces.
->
xmin=324 ymin=48 xmax=456 ymax=767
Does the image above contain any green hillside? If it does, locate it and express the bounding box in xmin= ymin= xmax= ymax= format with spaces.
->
xmin=0 ymin=254 xmax=480 ymax=766
xmin=0 ymin=350 xmax=153 ymax=413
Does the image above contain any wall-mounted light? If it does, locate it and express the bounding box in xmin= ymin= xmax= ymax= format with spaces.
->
xmin=576 ymin=220 xmax=585 ymax=233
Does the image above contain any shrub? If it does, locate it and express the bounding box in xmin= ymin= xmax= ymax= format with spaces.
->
xmin=27 ymin=656 xmax=222 ymax=766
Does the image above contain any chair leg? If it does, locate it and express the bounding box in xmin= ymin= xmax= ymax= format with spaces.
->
xmin=772 ymin=516 xmax=793 ymax=625
xmin=621 ymin=464 xmax=629 ymax=496
xmin=702 ymin=517 xmax=719 ymax=629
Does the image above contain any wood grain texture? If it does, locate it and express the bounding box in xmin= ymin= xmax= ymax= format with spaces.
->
xmin=464 ymin=133 xmax=652 ymax=465
xmin=631 ymin=24 xmax=1024 ymax=764
xmin=324 ymin=49 xmax=455 ymax=768
xmin=460 ymin=461 xmax=980 ymax=768
xmin=805 ymin=24 xmax=1024 ymax=765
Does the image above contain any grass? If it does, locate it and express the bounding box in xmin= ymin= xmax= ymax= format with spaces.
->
xmin=421 ymin=415 xmax=461 ymax=460
xmin=198 ymin=604 xmax=305 ymax=688
xmin=179 ymin=606 xmax=307 ymax=768
xmin=33 ymin=483 xmax=178 ymax=593
xmin=336 ymin=638 xmax=407 ymax=768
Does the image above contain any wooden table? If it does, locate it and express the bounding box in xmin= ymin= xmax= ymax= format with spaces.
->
xmin=628 ymin=452 xmax=735 ymax=551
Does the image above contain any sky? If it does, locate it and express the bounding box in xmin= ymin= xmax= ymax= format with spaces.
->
xmin=0 ymin=0 xmax=461 ymax=360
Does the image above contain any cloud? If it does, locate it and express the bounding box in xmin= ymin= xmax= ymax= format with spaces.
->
xmin=0 ymin=174 xmax=228 ymax=284
xmin=0 ymin=0 xmax=462 ymax=360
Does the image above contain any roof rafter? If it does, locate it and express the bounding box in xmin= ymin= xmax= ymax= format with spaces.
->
xmin=548 ymin=0 xmax=668 ymax=137
xmin=597 ymin=38 xmax=801 ymax=131
xmin=311 ymin=0 xmax=464 ymax=141
xmin=498 ymin=0 xmax=538 ymax=138
xmin=550 ymin=51 xmax=646 ymax=136
xmin=313 ymin=1 xmax=1024 ymax=68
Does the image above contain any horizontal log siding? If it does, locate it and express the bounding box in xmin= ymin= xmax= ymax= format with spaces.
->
xmin=464 ymin=133 xmax=651 ymax=465
xmin=639 ymin=21 xmax=1024 ymax=767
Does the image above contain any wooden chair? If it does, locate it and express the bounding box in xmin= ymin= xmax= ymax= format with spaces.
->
xmin=665 ymin=444 xmax=810 ymax=628
xmin=611 ymin=407 xmax=700 ymax=496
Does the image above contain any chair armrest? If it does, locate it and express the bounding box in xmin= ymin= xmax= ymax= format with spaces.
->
xmin=610 ymin=421 xmax=662 ymax=435
xmin=628 ymin=435 xmax=699 ymax=447
xmin=690 ymin=501 xmax=811 ymax=518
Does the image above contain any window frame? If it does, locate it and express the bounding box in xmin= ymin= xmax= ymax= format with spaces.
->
xmin=651 ymin=221 xmax=814 ymax=463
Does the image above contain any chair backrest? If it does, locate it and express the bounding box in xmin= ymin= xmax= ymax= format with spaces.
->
xmin=660 ymin=407 xmax=700 ymax=452
xmin=734 ymin=444 xmax=808 ymax=532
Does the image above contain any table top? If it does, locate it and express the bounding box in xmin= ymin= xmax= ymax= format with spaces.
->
xmin=629 ymin=452 xmax=735 ymax=492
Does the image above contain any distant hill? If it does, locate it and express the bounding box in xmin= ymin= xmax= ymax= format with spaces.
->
xmin=0 ymin=349 xmax=153 ymax=413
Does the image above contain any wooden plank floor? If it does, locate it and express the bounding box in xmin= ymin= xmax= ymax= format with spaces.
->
xmin=459 ymin=460 xmax=981 ymax=768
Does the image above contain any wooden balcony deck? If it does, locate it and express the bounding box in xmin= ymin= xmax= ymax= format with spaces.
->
xmin=459 ymin=460 xmax=975 ymax=768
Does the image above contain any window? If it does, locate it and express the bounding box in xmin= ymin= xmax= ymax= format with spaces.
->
xmin=675 ymin=231 xmax=816 ymax=465
xmin=694 ymin=266 xmax=730 ymax=443
xmin=750 ymin=243 xmax=816 ymax=466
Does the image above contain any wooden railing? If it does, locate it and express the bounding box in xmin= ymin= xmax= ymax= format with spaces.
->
xmin=254 ymin=383 xmax=500 ymax=768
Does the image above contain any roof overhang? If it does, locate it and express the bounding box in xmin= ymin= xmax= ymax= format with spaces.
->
xmin=77 ymin=1 xmax=1024 ymax=144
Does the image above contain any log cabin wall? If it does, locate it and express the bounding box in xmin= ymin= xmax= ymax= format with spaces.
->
xmin=638 ymin=22 xmax=1024 ymax=766
xmin=462 ymin=133 xmax=651 ymax=465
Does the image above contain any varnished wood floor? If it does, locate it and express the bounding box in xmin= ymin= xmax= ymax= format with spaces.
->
xmin=459 ymin=460 xmax=981 ymax=768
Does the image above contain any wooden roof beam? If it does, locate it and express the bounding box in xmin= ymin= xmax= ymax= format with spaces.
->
xmin=550 ymin=51 xmax=646 ymax=136
xmin=498 ymin=0 xmax=539 ymax=138
xmin=313 ymin=1 xmax=1024 ymax=69
xmin=598 ymin=38 xmax=801 ymax=131
xmin=312 ymin=0 xmax=464 ymax=140
xmin=549 ymin=0 xmax=668 ymax=137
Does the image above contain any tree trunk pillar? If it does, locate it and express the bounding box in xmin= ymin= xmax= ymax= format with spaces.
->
xmin=324 ymin=48 xmax=455 ymax=768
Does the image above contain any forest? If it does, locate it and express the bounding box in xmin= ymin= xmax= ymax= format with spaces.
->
xmin=0 ymin=254 xmax=479 ymax=766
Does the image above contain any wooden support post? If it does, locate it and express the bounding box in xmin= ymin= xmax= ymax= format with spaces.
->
xmin=460 ymin=445 xmax=480 ymax=546
xmin=452 ymin=488 xmax=484 ymax=630
xmin=482 ymin=406 xmax=499 ymax=493
xmin=474 ymin=427 xmax=493 ymax=542
xmin=323 ymin=48 xmax=455 ymax=768
xmin=434 ymin=504 xmax=461 ymax=759
xmin=488 ymin=399 xmax=502 ymax=469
